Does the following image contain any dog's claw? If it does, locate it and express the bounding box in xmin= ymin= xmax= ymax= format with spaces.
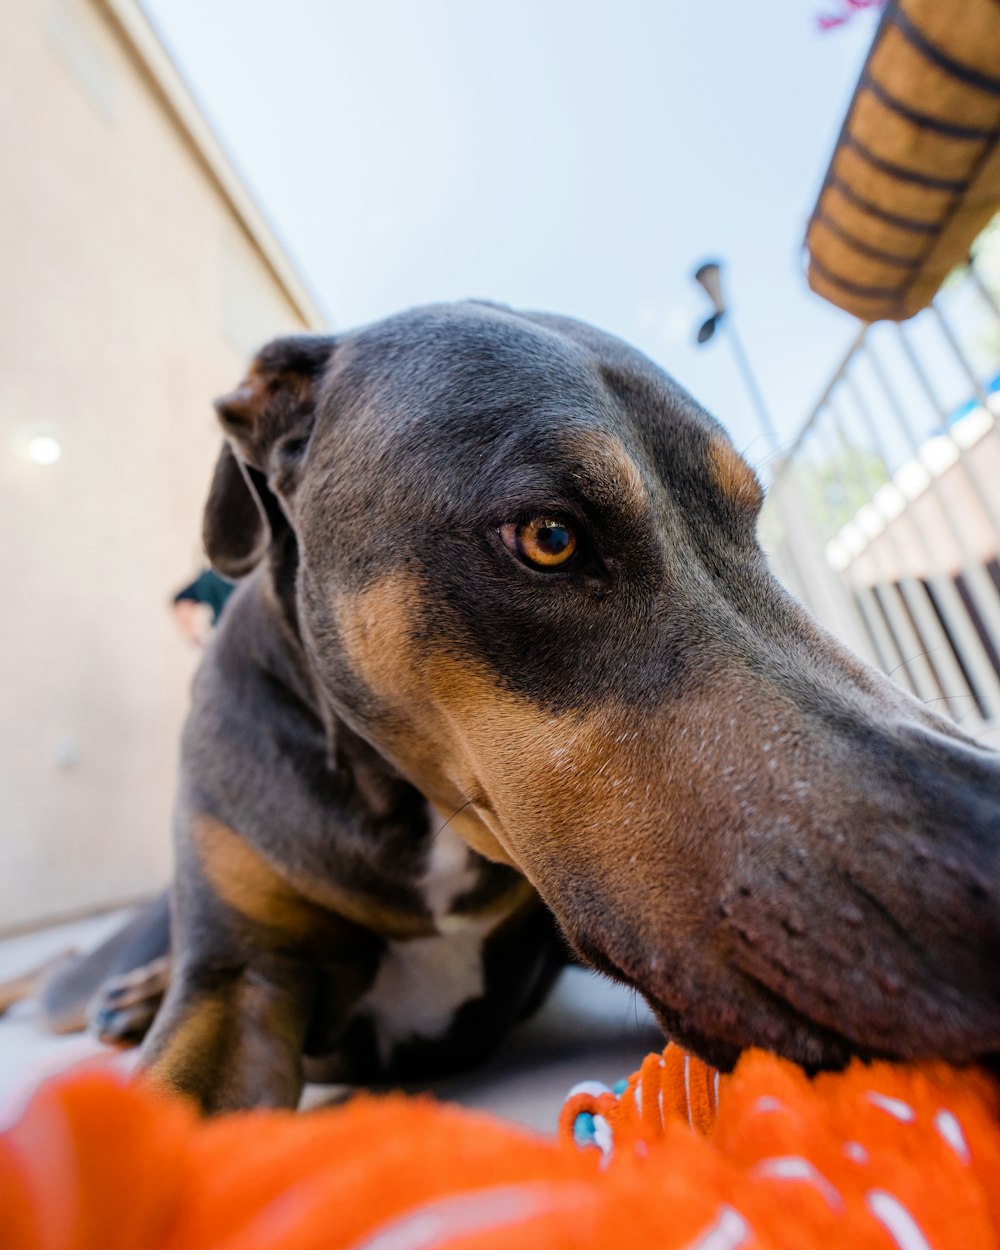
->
xmin=88 ymin=957 xmax=169 ymax=1047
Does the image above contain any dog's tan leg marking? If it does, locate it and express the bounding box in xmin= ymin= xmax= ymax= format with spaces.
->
xmin=141 ymin=951 xmax=318 ymax=1113
xmin=143 ymin=995 xmax=227 ymax=1095
xmin=192 ymin=815 xmax=437 ymax=941
xmin=139 ymin=818 xmax=329 ymax=1113
xmin=191 ymin=816 xmax=322 ymax=941
xmin=144 ymin=813 xmax=428 ymax=1113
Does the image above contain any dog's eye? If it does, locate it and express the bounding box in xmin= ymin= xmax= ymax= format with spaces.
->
xmin=500 ymin=516 xmax=578 ymax=570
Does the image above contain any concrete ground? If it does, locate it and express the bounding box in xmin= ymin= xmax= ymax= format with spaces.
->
xmin=0 ymin=908 xmax=662 ymax=1133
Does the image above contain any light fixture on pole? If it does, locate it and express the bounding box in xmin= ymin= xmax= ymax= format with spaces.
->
xmin=694 ymin=261 xmax=726 ymax=343
xmin=693 ymin=260 xmax=780 ymax=457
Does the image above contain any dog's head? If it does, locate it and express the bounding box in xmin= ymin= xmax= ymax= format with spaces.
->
xmin=206 ymin=301 xmax=1000 ymax=1071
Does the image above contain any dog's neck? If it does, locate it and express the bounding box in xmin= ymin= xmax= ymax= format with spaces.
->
xmin=250 ymin=547 xmax=424 ymax=828
xmin=213 ymin=560 xmax=533 ymax=927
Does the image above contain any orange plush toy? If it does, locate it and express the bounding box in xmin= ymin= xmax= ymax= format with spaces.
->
xmin=3 ymin=1045 xmax=1000 ymax=1250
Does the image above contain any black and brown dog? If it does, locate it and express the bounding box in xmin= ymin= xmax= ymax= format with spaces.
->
xmin=31 ymin=301 xmax=1000 ymax=1113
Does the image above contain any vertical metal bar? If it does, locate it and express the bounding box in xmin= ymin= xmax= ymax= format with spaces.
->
xmin=810 ymin=413 xmax=921 ymax=695
xmin=930 ymin=298 xmax=999 ymax=418
xmin=794 ymin=414 xmax=902 ymax=671
xmin=840 ymin=371 xmax=984 ymax=711
xmin=857 ymin=583 xmax=912 ymax=682
xmin=967 ymin=256 xmax=1000 ymax=325
xmin=885 ymin=577 xmax=969 ymax=712
xmin=766 ymin=459 xmax=880 ymax=663
xmin=770 ymin=326 xmax=869 ymax=483
xmin=867 ymin=334 xmax=1000 ymax=723
xmin=723 ymin=317 xmax=781 ymax=460
xmin=904 ymin=579 xmax=986 ymax=717
xmin=823 ymin=392 xmax=942 ymax=702
xmin=777 ymin=410 xmax=885 ymax=662
xmin=762 ymin=471 xmax=833 ymax=609
xmin=895 ymin=318 xmax=1000 ymax=539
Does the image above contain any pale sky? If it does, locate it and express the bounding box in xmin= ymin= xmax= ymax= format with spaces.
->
xmin=142 ymin=0 xmax=881 ymax=463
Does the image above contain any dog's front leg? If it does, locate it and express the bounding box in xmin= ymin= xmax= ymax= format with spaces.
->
xmin=141 ymin=947 xmax=316 ymax=1113
xmin=139 ymin=814 xmax=368 ymax=1114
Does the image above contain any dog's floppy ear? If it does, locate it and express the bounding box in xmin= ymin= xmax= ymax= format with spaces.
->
xmin=202 ymin=444 xmax=271 ymax=578
xmin=203 ymin=335 xmax=335 ymax=578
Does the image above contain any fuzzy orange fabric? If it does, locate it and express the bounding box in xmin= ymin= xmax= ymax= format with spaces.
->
xmin=562 ymin=1045 xmax=1000 ymax=1247
xmin=2 ymin=1047 xmax=1000 ymax=1249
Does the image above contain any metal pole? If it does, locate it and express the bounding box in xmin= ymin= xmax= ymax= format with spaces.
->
xmin=863 ymin=329 xmax=1000 ymax=726
xmin=722 ymin=314 xmax=782 ymax=458
xmin=840 ymin=370 xmax=993 ymax=716
xmin=895 ymin=320 xmax=1000 ymax=539
xmin=968 ymin=256 xmax=1000 ymax=324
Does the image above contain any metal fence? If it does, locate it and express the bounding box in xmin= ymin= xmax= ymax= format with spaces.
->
xmin=764 ymin=260 xmax=1000 ymax=743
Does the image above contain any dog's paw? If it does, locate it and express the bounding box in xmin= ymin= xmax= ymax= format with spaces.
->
xmin=88 ymin=957 xmax=169 ymax=1047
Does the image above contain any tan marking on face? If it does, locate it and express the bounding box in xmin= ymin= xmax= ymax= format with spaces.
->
xmin=336 ymin=562 xmax=964 ymax=1038
xmin=707 ymin=435 xmax=763 ymax=510
xmin=334 ymin=574 xmax=495 ymax=842
xmin=570 ymin=430 xmax=647 ymax=512
xmin=335 ymin=570 xmax=827 ymax=948
xmin=191 ymin=815 xmax=437 ymax=940
xmin=335 ymin=573 xmax=640 ymax=882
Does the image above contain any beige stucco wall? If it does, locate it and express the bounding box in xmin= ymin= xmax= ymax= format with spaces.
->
xmin=0 ymin=0 xmax=318 ymax=929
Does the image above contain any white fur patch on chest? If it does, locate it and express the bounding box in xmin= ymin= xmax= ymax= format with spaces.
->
xmin=358 ymin=920 xmax=495 ymax=1065
xmin=357 ymin=814 xmax=495 ymax=1065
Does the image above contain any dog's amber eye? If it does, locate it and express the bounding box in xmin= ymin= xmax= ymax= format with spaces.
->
xmin=501 ymin=517 xmax=578 ymax=569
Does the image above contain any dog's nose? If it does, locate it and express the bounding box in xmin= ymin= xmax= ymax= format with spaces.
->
xmin=875 ymin=726 xmax=1000 ymax=963
xmin=871 ymin=726 xmax=1000 ymax=893
xmin=890 ymin=723 xmax=1000 ymax=824
xmin=712 ymin=723 xmax=1000 ymax=1065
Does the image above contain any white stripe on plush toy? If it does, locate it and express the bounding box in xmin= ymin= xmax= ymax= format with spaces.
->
xmin=866 ymin=1191 xmax=933 ymax=1250
xmin=752 ymin=1156 xmax=844 ymax=1212
xmin=350 ymin=1181 xmax=598 ymax=1250
xmin=866 ymin=1092 xmax=916 ymax=1122
xmin=681 ymin=1205 xmax=751 ymax=1250
xmin=933 ymin=1108 xmax=971 ymax=1163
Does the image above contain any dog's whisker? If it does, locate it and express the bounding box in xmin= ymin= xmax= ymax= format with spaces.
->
xmin=739 ymin=435 xmax=797 ymax=467
xmin=431 ymin=798 xmax=477 ymax=845
xmin=886 ymin=649 xmax=936 ymax=680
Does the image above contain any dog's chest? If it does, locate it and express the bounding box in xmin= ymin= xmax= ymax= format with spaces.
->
xmin=354 ymin=825 xmax=500 ymax=1063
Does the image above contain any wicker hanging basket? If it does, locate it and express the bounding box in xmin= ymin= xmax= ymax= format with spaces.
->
xmin=806 ymin=0 xmax=1000 ymax=321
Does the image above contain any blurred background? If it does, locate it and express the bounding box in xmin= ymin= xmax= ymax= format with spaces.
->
xmin=2 ymin=0 xmax=998 ymax=953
